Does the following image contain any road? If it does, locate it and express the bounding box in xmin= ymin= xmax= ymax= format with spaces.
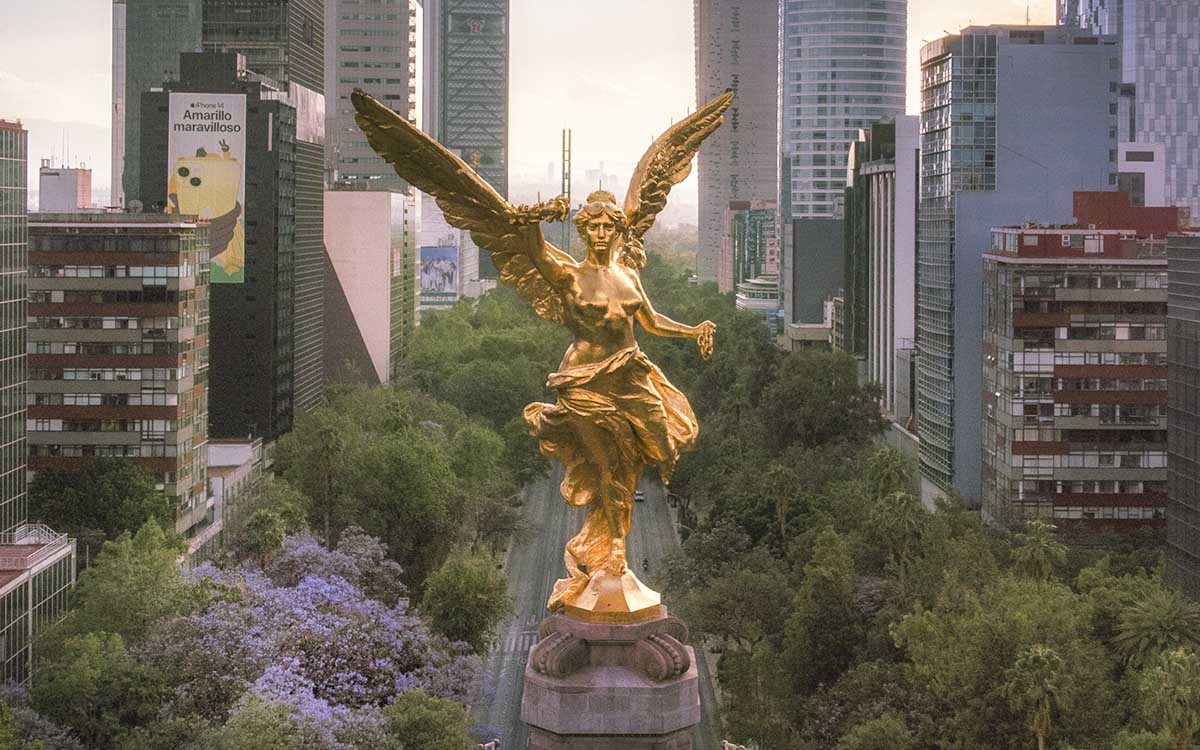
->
xmin=472 ymin=469 xmax=721 ymax=749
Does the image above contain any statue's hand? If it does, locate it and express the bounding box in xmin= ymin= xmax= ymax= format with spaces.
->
xmin=694 ymin=320 xmax=716 ymax=360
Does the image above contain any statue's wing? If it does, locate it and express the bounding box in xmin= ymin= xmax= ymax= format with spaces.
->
xmin=352 ymin=89 xmax=569 ymax=323
xmin=623 ymin=90 xmax=735 ymax=249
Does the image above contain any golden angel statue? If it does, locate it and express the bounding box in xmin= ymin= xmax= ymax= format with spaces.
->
xmin=353 ymin=89 xmax=733 ymax=620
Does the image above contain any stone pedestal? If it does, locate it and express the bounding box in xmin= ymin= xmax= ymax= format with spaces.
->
xmin=521 ymin=599 xmax=700 ymax=749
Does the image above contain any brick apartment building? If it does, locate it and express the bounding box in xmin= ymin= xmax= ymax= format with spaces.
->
xmin=26 ymin=213 xmax=212 ymax=541
xmin=981 ymin=192 xmax=1189 ymax=529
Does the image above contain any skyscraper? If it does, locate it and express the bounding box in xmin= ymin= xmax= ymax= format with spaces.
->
xmin=694 ymin=0 xmax=778 ymax=282
xmin=421 ymin=0 xmax=508 ymax=284
xmin=778 ymin=0 xmax=906 ymax=336
xmin=916 ymin=26 xmax=1120 ymax=504
xmin=1060 ymin=0 xmax=1200 ymax=219
xmin=0 ymin=121 xmax=29 ymax=532
xmin=777 ymin=0 xmax=906 ymax=220
xmin=1167 ymin=231 xmax=1200 ymax=599
xmin=324 ymin=0 xmax=422 ymax=189
xmin=202 ymin=1 xmax=326 ymax=415
xmin=428 ymin=0 xmax=508 ymax=199
xmin=201 ymin=0 xmax=325 ymax=93
xmin=111 ymin=0 xmax=203 ymax=208
xmin=141 ymin=53 xmax=303 ymax=441
xmin=0 ymin=119 xmax=77 ymax=686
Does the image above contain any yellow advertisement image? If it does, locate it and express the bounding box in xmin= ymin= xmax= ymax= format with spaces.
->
xmin=167 ymin=92 xmax=247 ymax=284
xmin=168 ymin=141 xmax=244 ymax=283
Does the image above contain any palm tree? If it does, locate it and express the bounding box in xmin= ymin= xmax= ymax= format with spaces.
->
xmin=868 ymin=490 xmax=927 ymax=589
xmin=1140 ymin=648 xmax=1200 ymax=750
xmin=1116 ymin=588 xmax=1200 ymax=669
xmin=1011 ymin=520 xmax=1067 ymax=580
xmin=1005 ymin=644 xmax=1072 ymax=750
xmin=865 ymin=447 xmax=914 ymax=499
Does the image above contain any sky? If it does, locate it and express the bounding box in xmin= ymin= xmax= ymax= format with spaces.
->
xmin=0 ymin=0 xmax=1057 ymax=207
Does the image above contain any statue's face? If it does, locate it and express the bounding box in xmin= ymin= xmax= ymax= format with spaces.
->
xmin=585 ymin=215 xmax=617 ymax=252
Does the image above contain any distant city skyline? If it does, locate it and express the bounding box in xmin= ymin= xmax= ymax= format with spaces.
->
xmin=0 ymin=0 xmax=1056 ymax=208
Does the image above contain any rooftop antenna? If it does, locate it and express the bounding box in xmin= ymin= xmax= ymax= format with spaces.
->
xmin=561 ymin=128 xmax=572 ymax=254
xmin=1026 ymin=2 xmax=1031 ymax=25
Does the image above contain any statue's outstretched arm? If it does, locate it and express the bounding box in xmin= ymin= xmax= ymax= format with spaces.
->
xmin=519 ymin=221 xmax=574 ymax=291
xmin=631 ymin=271 xmax=712 ymax=340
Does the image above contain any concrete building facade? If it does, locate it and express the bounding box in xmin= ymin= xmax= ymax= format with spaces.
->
xmin=916 ymin=26 xmax=1120 ymax=504
xmin=842 ymin=117 xmax=918 ymax=418
xmin=323 ymin=190 xmax=418 ymax=385
xmin=27 ymin=213 xmax=212 ymax=540
xmin=324 ymin=0 xmax=422 ymax=189
xmin=37 ymin=164 xmax=93 ymax=213
xmin=694 ymin=0 xmax=779 ymax=282
xmin=111 ymin=0 xmax=203 ymax=208
xmin=981 ymin=194 xmax=1187 ymax=530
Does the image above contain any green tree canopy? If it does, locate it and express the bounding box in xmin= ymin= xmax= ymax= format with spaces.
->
xmin=29 ymin=459 xmax=171 ymax=552
xmin=50 ymin=520 xmax=195 ymax=647
xmin=420 ymin=549 xmax=513 ymax=655
xmin=1012 ymin=520 xmax=1068 ymax=581
xmin=382 ymin=690 xmax=472 ymax=750
xmin=1115 ymin=588 xmax=1200 ymax=670
xmin=32 ymin=632 xmax=162 ymax=748
xmin=1139 ymin=648 xmax=1200 ymax=750
xmin=836 ymin=712 xmax=912 ymax=750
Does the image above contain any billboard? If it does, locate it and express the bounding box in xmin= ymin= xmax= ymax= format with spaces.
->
xmin=167 ymin=93 xmax=247 ymax=284
xmin=420 ymin=246 xmax=459 ymax=295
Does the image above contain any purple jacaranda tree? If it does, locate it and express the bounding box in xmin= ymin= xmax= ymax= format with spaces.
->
xmin=139 ymin=533 xmax=480 ymax=729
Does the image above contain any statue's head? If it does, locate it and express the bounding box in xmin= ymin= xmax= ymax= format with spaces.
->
xmin=574 ymin=190 xmax=627 ymax=255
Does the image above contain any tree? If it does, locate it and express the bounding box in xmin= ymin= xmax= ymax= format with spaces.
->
xmin=867 ymin=491 xmax=927 ymax=589
xmin=382 ymin=690 xmax=472 ymax=750
xmin=1004 ymin=645 xmax=1072 ymax=750
xmin=32 ymin=633 xmax=162 ymax=748
xmin=1012 ymin=521 xmax=1067 ymax=580
xmin=894 ymin=577 xmax=1117 ymax=749
xmin=29 ymin=459 xmax=171 ymax=553
xmin=1139 ymin=648 xmax=1200 ymax=750
xmin=50 ymin=521 xmax=195 ymax=647
xmin=420 ymin=550 xmax=513 ymax=655
xmin=836 ymin=712 xmax=912 ymax=750
xmin=758 ymin=349 xmax=887 ymax=455
xmin=225 ymin=477 xmax=308 ymax=561
xmin=1115 ymin=588 xmax=1200 ymax=669
xmin=240 ymin=511 xmax=287 ymax=567
xmin=1113 ymin=731 xmax=1173 ymax=750
xmin=674 ymin=549 xmax=792 ymax=649
xmin=212 ymin=698 xmax=304 ymax=750
xmin=782 ymin=528 xmax=861 ymax=697
xmin=864 ymin=447 xmax=916 ymax=499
